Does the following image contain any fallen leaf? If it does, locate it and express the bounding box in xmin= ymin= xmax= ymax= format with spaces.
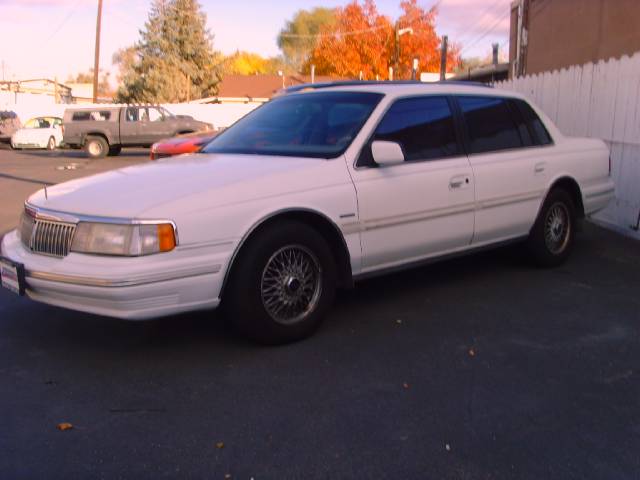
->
xmin=57 ymin=423 xmax=73 ymax=431
xmin=403 ymin=382 xmax=409 ymax=389
xmin=468 ymin=348 xmax=475 ymax=357
xmin=216 ymin=442 xmax=225 ymax=449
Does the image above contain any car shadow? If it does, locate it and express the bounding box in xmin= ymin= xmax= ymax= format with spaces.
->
xmin=2 ymin=241 xmax=529 ymax=356
xmin=6 ymin=148 xmax=150 ymax=159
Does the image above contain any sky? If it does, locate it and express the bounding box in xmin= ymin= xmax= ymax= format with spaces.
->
xmin=0 ymin=0 xmax=512 ymax=83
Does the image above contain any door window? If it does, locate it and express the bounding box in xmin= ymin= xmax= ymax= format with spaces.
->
xmin=372 ymin=96 xmax=459 ymax=162
xmin=457 ymin=96 xmax=524 ymax=154
xmin=148 ymin=108 xmax=164 ymax=122
xmin=125 ymin=107 xmax=139 ymax=122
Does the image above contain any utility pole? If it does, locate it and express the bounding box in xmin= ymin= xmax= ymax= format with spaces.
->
xmin=93 ymin=0 xmax=103 ymax=103
xmin=439 ymin=35 xmax=448 ymax=81
xmin=411 ymin=58 xmax=419 ymax=80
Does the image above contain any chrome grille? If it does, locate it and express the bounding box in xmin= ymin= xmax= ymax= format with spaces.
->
xmin=22 ymin=217 xmax=76 ymax=258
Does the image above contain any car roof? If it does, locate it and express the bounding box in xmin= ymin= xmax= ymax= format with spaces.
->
xmin=283 ymin=81 xmax=527 ymax=100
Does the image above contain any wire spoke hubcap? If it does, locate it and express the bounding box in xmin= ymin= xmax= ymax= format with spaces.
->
xmin=261 ymin=245 xmax=322 ymax=325
xmin=544 ymin=202 xmax=570 ymax=255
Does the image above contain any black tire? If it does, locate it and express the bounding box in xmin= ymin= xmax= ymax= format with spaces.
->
xmin=223 ymin=220 xmax=337 ymax=344
xmin=526 ymin=189 xmax=576 ymax=267
xmin=46 ymin=136 xmax=56 ymax=150
xmin=84 ymin=136 xmax=108 ymax=159
xmin=108 ymin=145 xmax=122 ymax=156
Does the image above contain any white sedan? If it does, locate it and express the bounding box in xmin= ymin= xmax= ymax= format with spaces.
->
xmin=0 ymin=83 xmax=615 ymax=343
xmin=11 ymin=116 xmax=63 ymax=150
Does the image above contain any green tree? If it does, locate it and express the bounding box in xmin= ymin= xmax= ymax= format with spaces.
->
xmin=277 ymin=7 xmax=336 ymax=72
xmin=115 ymin=0 xmax=221 ymax=103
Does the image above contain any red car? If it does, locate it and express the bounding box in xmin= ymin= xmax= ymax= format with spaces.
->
xmin=150 ymin=130 xmax=218 ymax=160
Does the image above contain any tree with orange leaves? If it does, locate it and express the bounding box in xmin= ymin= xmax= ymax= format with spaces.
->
xmin=306 ymin=0 xmax=393 ymax=79
xmin=395 ymin=0 xmax=460 ymax=78
xmin=306 ymin=0 xmax=459 ymax=80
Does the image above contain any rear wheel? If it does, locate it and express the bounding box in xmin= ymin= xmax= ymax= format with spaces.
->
xmin=223 ymin=220 xmax=337 ymax=344
xmin=85 ymin=136 xmax=108 ymax=159
xmin=527 ymin=189 xmax=576 ymax=267
xmin=46 ymin=136 xmax=56 ymax=150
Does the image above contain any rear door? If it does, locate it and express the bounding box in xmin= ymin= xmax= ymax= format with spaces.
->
xmin=455 ymin=95 xmax=550 ymax=244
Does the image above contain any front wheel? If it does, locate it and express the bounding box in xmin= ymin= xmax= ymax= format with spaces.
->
xmin=46 ymin=136 xmax=56 ymax=150
xmin=223 ymin=221 xmax=337 ymax=344
xmin=527 ymin=189 xmax=576 ymax=267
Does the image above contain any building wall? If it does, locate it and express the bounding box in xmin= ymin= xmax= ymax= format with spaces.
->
xmin=511 ymin=0 xmax=640 ymax=76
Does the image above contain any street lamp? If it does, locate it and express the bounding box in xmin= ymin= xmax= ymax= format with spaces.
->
xmin=394 ymin=26 xmax=413 ymax=79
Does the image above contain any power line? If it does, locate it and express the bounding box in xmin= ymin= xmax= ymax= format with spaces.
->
xmin=45 ymin=0 xmax=83 ymax=42
xmin=278 ymin=24 xmax=389 ymax=39
xmin=459 ymin=10 xmax=511 ymax=55
xmin=456 ymin=0 xmax=508 ymax=45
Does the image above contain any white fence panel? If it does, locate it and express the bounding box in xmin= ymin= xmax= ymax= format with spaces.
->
xmin=496 ymin=53 xmax=640 ymax=239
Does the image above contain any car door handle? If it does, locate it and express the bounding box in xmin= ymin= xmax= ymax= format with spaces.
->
xmin=449 ymin=176 xmax=470 ymax=189
xmin=534 ymin=162 xmax=546 ymax=174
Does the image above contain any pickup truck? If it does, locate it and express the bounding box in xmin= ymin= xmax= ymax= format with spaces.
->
xmin=62 ymin=105 xmax=212 ymax=158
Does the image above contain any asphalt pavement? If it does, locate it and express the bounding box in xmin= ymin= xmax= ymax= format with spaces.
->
xmin=1 ymin=146 xmax=639 ymax=479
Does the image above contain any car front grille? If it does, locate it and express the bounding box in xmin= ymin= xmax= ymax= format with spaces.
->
xmin=21 ymin=214 xmax=76 ymax=258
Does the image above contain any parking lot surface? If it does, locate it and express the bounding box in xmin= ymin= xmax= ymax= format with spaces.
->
xmin=1 ymin=146 xmax=639 ymax=479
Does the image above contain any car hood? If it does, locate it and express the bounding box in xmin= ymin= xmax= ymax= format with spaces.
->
xmin=28 ymin=153 xmax=345 ymax=219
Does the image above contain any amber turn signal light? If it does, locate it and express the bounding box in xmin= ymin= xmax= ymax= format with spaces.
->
xmin=157 ymin=223 xmax=176 ymax=252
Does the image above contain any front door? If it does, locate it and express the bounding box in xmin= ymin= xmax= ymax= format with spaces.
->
xmin=349 ymin=96 xmax=475 ymax=272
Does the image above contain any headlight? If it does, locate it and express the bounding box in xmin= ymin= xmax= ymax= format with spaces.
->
xmin=71 ymin=222 xmax=176 ymax=256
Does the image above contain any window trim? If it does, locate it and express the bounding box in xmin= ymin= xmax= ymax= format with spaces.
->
xmin=354 ymin=94 xmax=467 ymax=169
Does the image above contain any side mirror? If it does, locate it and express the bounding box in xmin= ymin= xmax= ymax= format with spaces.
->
xmin=371 ymin=140 xmax=404 ymax=167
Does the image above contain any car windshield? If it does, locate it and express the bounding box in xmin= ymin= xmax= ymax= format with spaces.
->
xmin=202 ymin=91 xmax=383 ymax=158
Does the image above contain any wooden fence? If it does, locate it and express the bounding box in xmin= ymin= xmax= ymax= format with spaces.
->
xmin=495 ymin=53 xmax=640 ymax=239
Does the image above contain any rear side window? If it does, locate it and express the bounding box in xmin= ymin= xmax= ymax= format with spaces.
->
xmin=72 ymin=110 xmax=111 ymax=121
xmin=512 ymin=99 xmax=553 ymax=145
xmin=457 ymin=96 xmax=523 ymax=154
xmin=373 ymin=96 xmax=459 ymax=162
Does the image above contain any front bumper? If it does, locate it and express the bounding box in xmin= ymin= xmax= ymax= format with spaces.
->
xmin=11 ymin=139 xmax=46 ymax=149
xmin=1 ymin=230 xmax=230 ymax=320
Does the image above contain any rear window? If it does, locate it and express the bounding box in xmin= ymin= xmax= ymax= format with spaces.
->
xmin=512 ymin=99 xmax=553 ymax=146
xmin=457 ymin=96 xmax=523 ymax=154
xmin=71 ymin=110 xmax=112 ymax=121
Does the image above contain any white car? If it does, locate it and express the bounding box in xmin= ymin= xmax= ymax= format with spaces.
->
xmin=0 ymin=82 xmax=615 ymax=343
xmin=11 ymin=116 xmax=63 ymax=150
